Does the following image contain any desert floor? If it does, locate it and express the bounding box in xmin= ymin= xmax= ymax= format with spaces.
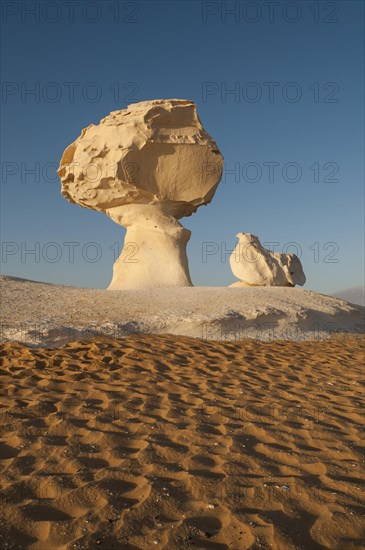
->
xmin=2 ymin=276 xmax=364 ymax=346
xmin=0 ymin=335 xmax=364 ymax=550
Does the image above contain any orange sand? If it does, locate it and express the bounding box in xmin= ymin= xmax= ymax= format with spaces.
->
xmin=0 ymin=335 xmax=364 ymax=549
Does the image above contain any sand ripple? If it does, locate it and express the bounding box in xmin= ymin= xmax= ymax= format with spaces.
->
xmin=0 ymin=335 xmax=364 ymax=549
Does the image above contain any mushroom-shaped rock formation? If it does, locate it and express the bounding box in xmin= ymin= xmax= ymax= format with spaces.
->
xmin=230 ymin=233 xmax=306 ymax=287
xmin=58 ymin=99 xmax=223 ymax=289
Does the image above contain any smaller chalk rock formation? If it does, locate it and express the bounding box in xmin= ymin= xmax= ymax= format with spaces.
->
xmin=58 ymin=99 xmax=223 ymax=289
xmin=230 ymin=233 xmax=306 ymax=287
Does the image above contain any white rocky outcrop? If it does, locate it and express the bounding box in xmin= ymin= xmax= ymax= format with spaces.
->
xmin=230 ymin=233 xmax=306 ymax=287
xmin=1 ymin=276 xmax=363 ymax=346
xmin=58 ymin=99 xmax=223 ymax=289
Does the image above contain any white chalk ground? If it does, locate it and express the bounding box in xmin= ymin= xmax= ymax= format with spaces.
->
xmin=1 ymin=275 xmax=364 ymax=347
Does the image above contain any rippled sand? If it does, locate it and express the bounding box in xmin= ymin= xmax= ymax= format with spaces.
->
xmin=0 ymin=335 xmax=364 ymax=549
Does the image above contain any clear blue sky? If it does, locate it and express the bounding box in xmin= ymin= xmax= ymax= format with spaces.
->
xmin=1 ymin=0 xmax=364 ymax=293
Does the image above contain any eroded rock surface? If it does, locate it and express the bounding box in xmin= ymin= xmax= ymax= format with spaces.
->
xmin=58 ymin=99 xmax=223 ymax=289
xmin=230 ymin=233 xmax=306 ymax=287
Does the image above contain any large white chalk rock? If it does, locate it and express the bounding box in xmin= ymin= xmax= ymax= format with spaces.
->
xmin=58 ymin=99 xmax=223 ymax=289
xmin=230 ymin=233 xmax=306 ymax=287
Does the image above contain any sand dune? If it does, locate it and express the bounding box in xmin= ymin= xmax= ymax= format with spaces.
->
xmin=1 ymin=276 xmax=364 ymax=346
xmin=332 ymin=287 xmax=365 ymax=307
xmin=0 ymin=334 xmax=364 ymax=549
